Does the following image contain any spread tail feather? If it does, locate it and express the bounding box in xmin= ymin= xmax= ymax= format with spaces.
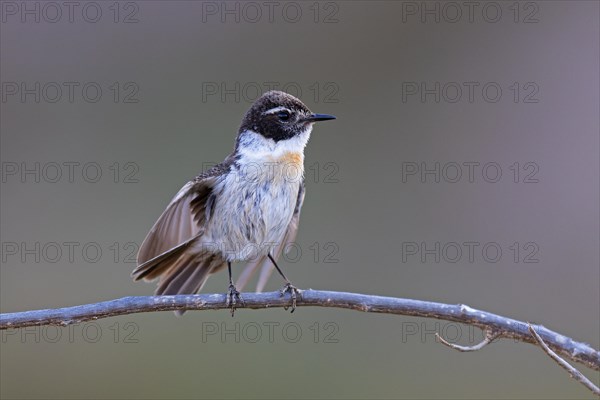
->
xmin=131 ymin=237 xmax=225 ymax=316
xmin=156 ymin=253 xmax=222 ymax=316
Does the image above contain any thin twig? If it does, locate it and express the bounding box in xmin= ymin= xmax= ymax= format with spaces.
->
xmin=528 ymin=323 xmax=600 ymax=396
xmin=1 ymin=290 xmax=598 ymax=374
xmin=436 ymin=327 xmax=500 ymax=352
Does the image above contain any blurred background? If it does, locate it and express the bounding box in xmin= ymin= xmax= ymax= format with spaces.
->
xmin=1 ymin=1 xmax=598 ymax=399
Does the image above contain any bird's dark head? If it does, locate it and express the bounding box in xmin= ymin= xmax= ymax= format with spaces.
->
xmin=237 ymin=91 xmax=335 ymax=144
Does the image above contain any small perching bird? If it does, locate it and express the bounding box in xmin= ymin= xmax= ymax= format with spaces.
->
xmin=131 ymin=91 xmax=336 ymax=315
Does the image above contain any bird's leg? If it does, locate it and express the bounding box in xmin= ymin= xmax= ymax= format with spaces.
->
xmin=268 ymin=253 xmax=301 ymax=312
xmin=226 ymin=262 xmax=243 ymax=316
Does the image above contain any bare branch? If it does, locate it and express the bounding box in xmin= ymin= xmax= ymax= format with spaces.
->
xmin=1 ymin=290 xmax=598 ymax=374
xmin=528 ymin=324 xmax=600 ymax=396
xmin=436 ymin=327 xmax=500 ymax=352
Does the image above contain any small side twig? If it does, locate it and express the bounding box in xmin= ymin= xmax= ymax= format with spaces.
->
xmin=436 ymin=327 xmax=500 ymax=352
xmin=528 ymin=323 xmax=600 ymax=396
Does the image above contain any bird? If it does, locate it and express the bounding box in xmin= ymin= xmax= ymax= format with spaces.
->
xmin=131 ymin=90 xmax=336 ymax=315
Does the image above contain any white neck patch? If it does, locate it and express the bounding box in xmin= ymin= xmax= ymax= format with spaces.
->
xmin=237 ymin=127 xmax=312 ymax=160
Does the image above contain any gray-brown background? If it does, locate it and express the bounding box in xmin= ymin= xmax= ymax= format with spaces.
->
xmin=1 ymin=1 xmax=598 ymax=399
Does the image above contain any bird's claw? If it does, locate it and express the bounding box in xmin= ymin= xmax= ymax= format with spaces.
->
xmin=226 ymin=284 xmax=244 ymax=316
xmin=279 ymin=283 xmax=302 ymax=312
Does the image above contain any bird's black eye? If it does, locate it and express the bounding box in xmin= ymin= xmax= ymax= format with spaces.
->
xmin=276 ymin=111 xmax=291 ymax=121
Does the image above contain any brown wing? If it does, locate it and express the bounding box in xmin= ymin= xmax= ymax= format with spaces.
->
xmin=132 ymin=157 xmax=233 ymax=281
xmin=236 ymin=180 xmax=305 ymax=292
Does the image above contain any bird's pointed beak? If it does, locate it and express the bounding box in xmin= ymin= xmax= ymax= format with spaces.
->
xmin=304 ymin=113 xmax=336 ymax=123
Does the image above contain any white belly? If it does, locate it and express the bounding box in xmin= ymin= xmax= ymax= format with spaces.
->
xmin=202 ymin=160 xmax=302 ymax=261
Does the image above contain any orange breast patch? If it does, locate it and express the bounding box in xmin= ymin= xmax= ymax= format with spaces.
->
xmin=278 ymin=152 xmax=303 ymax=166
